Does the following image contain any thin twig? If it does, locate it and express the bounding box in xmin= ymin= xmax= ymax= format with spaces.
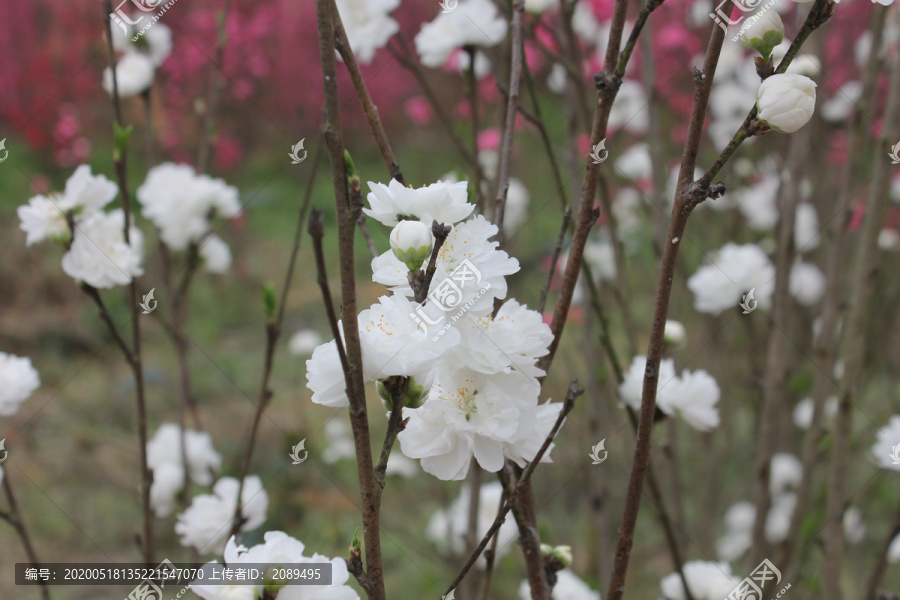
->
xmin=537 ymin=206 xmax=572 ymax=314
xmin=444 ymin=383 xmax=580 ymax=597
xmin=103 ymin=0 xmax=153 ymax=563
xmin=331 ymin=8 xmax=405 ymax=185
xmin=2 ymin=471 xmax=51 ymax=600
xmin=197 ymin=0 xmax=234 ymax=173
xmin=493 ymin=0 xmax=525 ymax=241
xmin=390 ymin=37 xmax=488 ymax=185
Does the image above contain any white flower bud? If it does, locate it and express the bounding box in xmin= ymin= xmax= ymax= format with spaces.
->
xmin=663 ymin=320 xmax=687 ymax=347
xmin=756 ymin=74 xmax=817 ymax=134
xmin=740 ymin=11 xmax=783 ymax=58
xmin=390 ymin=220 xmax=434 ymax=271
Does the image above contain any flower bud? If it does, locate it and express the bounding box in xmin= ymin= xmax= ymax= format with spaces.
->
xmin=540 ymin=544 xmax=573 ymax=569
xmin=740 ymin=11 xmax=783 ymax=59
xmin=663 ymin=320 xmax=687 ymax=348
xmin=390 ymin=220 xmax=434 ymax=271
xmin=756 ymin=74 xmax=816 ymax=134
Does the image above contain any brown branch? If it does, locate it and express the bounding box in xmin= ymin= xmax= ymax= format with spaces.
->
xmin=316 ymin=2 xmax=384 ymax=598
xmin=103 ymin=0 xmax=153 ymax=563
xmin=331 ymin=9 xmax=405 ymax=185
xmin=537 ymin=206 xmax=572 ymax=314
xmin=2 ymin=471 xmax=51 ymax=600
xmin=493 ymin=0 xmax=525 ymax=241
xmin=604 ymin=16 xmax=726 ymax=600
xmin=444 ymin=382 xmax=580 ymax=598
xmin=390 ymin=37 xmax=488 ymax=185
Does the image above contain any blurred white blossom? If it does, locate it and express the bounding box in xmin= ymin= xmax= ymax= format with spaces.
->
xmin=687 ymin=243 xmax=775 ymax=315
xmin=176 ymin=476 xmax=268 ymax=554
xmin=61 ymin=209 xmax=144 ymax=288
xmin=102 ymin=51 xmax=155 ymax=98
xmin=335 ymin=0 xmax=399 ymax=64
xmin=0 ymin=352 xmax=40 ymax=416
xmin=414 ymin=0 xmax=507 ymax=68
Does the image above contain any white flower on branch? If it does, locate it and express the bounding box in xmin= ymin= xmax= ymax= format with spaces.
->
xmin=137 ymin=162 xmax=241 ymax=251
xmin=335 ymin=0 xmax=399 ymax=64
xmin=618 ymin=356 xmax=721 ymax=431
xmin=17 ymin=165 xmax=118 ymax=246
xmin=687 ymin=243 xmax=775 ymax=315
xmin=0 ymin=352 xmax=40 ymax=417
xmin=372 ymin=215 xmax=520 ymax=316
xmin=61 ymin=208 xmax=144 ymax=289
xmin=398 ymin=366 xmax=561 ymax=480
xmin=111 ymin=20 xmax=172 ymax=66
xmin=147 ymin=423 xmax=221 ymax=486
xmin=756 ymin=73 xmax=817 ymax=134
xmin=305 ymin=295 xmax=461 ymax=407
xmin=176 ymin=476 xmax=268 ymax=555
xmin=102 ymin=51 xmax=155 ymax=98
xmin=447 ymin=299 xmax=552 ymax=379
xmin=364 ymin=179 xmax=473 ymax=227
xmin=414 ymin=0 xmax=508 ymax=68
xmin=191 ymin=532 xmax=359 ymax=600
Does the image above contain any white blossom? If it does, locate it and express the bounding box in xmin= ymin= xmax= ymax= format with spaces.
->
xmin=608 ymin=80 xmax=648 ymax=135
xmin=306 ymin=295 xmax=461 ymax=407
xmin=765 ymin=492 xmax=796 ymax=544
xmin=0 ymin=352 xmax=40 ymax=416
xmin=661 ymin=369 xmax=721 ymax=431
xmin=769 ymin=453 xmax=802 ymax=496
xmin=793 ymin=396 xmax=838 ymax=430
xmin=687 ymin=243 xmax=775 ymax=315
xmin=614 ymin=143 xmax=652 ymax=181
xmin=288 ymin=330 xmax=323 ymax=357
xmin=503 ymin=177 xmax=530 ymax=234
xmin=619 ymin=356 xmax=720 ymax=431
xmin=102 ymin=51 xmax=155 ymax=98
xmin=736 ymin=174 xmax=780 ymax=230
xmin=519 ymin=569 xmax=600 ymax=600
xmin=372 ymin=215 xmax=520 ymax=316
xmin=888 ymin=534 xmax=900 ymax=563
xmin=137 ymin=163 xmax=241 ymax=251
xmin=789 ymin=260 xmax=826 ymax=306
xmin=843 ymin=506 xmax=866 ymax=545
xmin=757 ymin=73 xmax=817 ymax=134
xmin=61 ymin=209 xmax=144 ymax=288
xmin=447 ymin=299 xmax=552 ymax=378
xmin=660 ymin=561 xmax=741 ymax=600
xmin=112 ymin=21 xmax=173 ymax=66
xmin=364 ymin=179 xmax=473 ymax=227
xmin=399 ymin=366 xmax=560 ymax=480
xmin=199 ymin=235 xmax=232 ymax=274
xmin=872 ymin=415 xmax=900 ymax=471
xmin=149 ymin=463 xmax=184 ymax=518
xmin=794 ymin=202 xmax=821 ymax=251
xmin=821 ymin=81 xmax=862 ymax=122
xmin=414 ymin=0 xmax=508 ymax=68
xmin=147 ymin=423 xmax=222 ymax=486
xmin=17 ymin=165 xmax=118 ymax=246
xmin=335 ymin=0 xmax=399 ymax=64
xmin=175 ymin=476 xmax=268 ymax=554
